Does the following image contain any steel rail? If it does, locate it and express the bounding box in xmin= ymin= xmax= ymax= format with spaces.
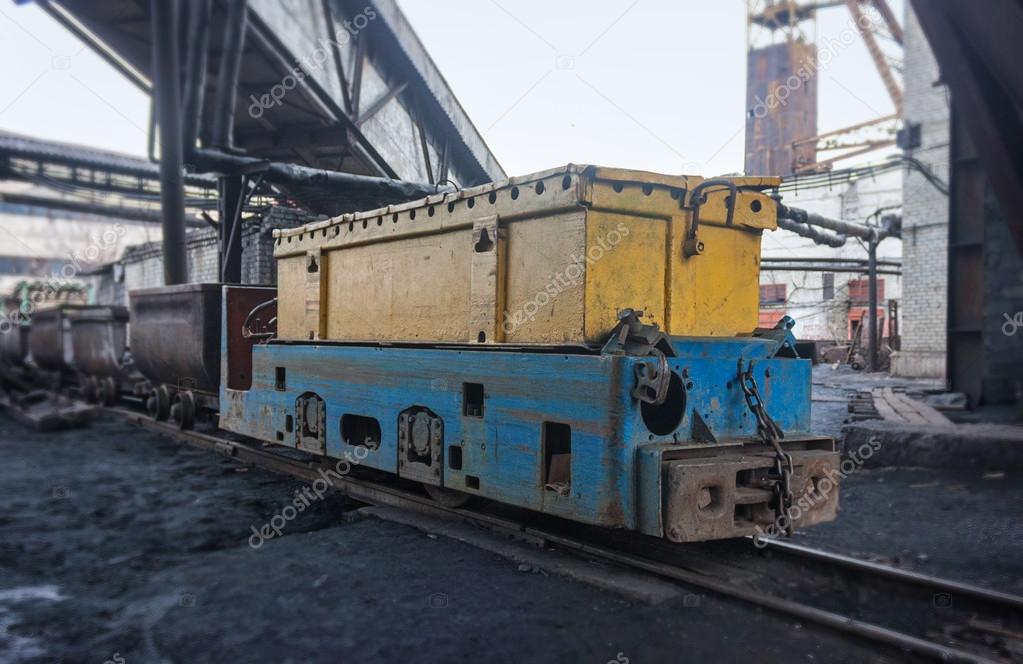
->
xmin=761 ymin=538 xmax=1023 ymax=612
xmin=104 ymin=407 xmax=1017 ymax=663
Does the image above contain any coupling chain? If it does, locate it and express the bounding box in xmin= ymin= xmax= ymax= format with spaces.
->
xmin=738 ymin=359 xmax=794 ymax=537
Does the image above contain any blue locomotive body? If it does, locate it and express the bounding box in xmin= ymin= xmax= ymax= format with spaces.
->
xmin=219 ymin=288 xmax=839 ymax=542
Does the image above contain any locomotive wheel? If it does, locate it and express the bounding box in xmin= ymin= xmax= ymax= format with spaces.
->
xmin=147 ymin=385 xmax=171 ymax=421
xmin=424 ymin=484 xmax=473 ymax=508
xmin=81 ymin=376 xmax=98 ymax=403
xmin=171 ymin=390 xmax=196 ymax=431
xmin=99 ymin=377 xmax=118 ymax=406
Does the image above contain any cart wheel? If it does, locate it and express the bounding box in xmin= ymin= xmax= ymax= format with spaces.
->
xmin=100 ymin=377 xmax=118 ymax=406
xmin=171 ymin=390 xmax=196 ymax=430
xmin=81 ymin=376 xmax=98 ymax=403
xmin=424 ymin=484 xmax=473 ymax=508
xmin=147 ymin=385 xmax=171 ymax=421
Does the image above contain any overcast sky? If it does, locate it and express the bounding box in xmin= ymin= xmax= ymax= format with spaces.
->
xmin=0 ymin=0 xmax=902 ymax=177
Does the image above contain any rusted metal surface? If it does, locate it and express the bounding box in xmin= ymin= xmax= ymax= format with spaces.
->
xmin=67 ymin=306 xmax=135 ymax=381
xmin=744 ymin=41 xmax=818 ymax=175
xmin=273 ymin=165 xmax=780 ymax=345
xmin=663 ymin=448 xmax=838 ymax=542
xmin=28 ymin=305 xmax=118 ymax=374
xmin=223 ymin=286 xmax=277 ymax=391
xmin=0 ymin=324 xmax=29 ymax=367
xmin=129 ymin=283 xmax=224 ymax=393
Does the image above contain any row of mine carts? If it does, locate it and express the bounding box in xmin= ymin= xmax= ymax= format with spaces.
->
xmin=0 ymin=283 xmax=270 ymax=430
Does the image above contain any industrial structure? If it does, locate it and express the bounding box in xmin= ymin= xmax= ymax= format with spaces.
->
xmin=745 ymin=0 xmax=903 ymax=176
xmin=1 ymin=2 xmax=1023 ymax=662
xmin=747 ymin=0 xmax=907 ymax=374
xmin=748 ymin=0 xmax=1023 ymax=408
xmin=38 ymin=0 xmax=504 ymax=287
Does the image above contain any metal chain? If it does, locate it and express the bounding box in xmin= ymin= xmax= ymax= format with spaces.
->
xmin=738 ymin=359 xmax=795 ymax=537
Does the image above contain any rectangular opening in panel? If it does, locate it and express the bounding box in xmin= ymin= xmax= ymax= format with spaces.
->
xmin=448 ymin=445 xmax=463 ymax=470
xmin=462 ymin=382 xmax=484 ymax=417
xmin=465 ymin=475 xmax=480 ymax=490
xmin=341 ymin=414 xmax=381 ymax=449
xmin=285 ymin=414 xmax=294 ymax=433
xmin=543 ymin=421 xmax=571 ymax=493
xmin=275 ymin=367 xmax=286 ymax=391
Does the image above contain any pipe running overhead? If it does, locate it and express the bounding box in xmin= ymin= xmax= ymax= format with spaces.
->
xmin=776 ymin=217 xmax=848 ymax=248
xmin=190 ymin=148 xmax=449 ymax=200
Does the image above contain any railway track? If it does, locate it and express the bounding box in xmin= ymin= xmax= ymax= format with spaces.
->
xmin=106 ymin=406 xmax=1023 ymax=663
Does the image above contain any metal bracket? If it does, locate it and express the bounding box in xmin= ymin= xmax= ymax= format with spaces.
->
xmin=691 ymin=410 xmax=718 ymax=444
xmin=633 ymin=352 xmax=670 ymax=405
xmin=602 ymin=309 xmax=676 ymax=406
xmin=748 ymin=315 xmax=800 ymax=359
xmin=398 ymin=407 xmax=444 ymax=486
xmin=682 ymin=179 xmax=738 ymax=258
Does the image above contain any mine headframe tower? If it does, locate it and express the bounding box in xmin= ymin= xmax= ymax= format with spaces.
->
xmin=745 ymin=0 xmax=904 ymax=175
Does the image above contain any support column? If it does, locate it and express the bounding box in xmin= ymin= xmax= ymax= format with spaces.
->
xmin=868 ymin=239 xmax=879 ymax=372
xmin=151 ymin=0 xmax=188 ymax=285
xmin=219 ymin=175 xmax=244 ymax=283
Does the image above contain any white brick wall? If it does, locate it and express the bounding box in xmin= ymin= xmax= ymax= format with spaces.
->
xmin=117 ymin=207 xmax=315 ymax=297
xmin=892 ymin=4 xmax=951 ymax=378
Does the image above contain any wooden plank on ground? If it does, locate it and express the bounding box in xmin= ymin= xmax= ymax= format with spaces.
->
xmin=888 ymin=392 xmax=953 ymax=426
xmin=872 ymin=388 xmax=908 ymax=423
xmin=882 ymin=388 xmax=928 ymax=424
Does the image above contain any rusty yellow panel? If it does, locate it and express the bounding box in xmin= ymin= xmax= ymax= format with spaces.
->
xmin=277 ymin=256 xmax=309 ymax=339
xmin=669 ymin=223 xmax=762 ymax=336
xmin=502 ymin=210 xmax=587 ymax=344
xmin=583 ymin=211 xmax=668 ymax=342
xmin=272 ymin=164 xmax=779 ymax=345
xmin=324 ymin=231 xmax=473 ymax=342
xmin=696 ymin=189 xmax=778 ymax=231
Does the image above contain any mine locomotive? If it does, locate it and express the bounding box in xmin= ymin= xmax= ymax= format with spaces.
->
xmin=213 ymin=165 xmax=839 ymax=542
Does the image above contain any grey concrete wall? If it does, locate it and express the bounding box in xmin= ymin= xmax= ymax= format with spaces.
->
xmin=982 ymin=186 xmax=1023 ymax=403
xmin=891 ymin=4 xmax=950 ymax=379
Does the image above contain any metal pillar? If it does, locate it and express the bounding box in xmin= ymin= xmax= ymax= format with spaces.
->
xmin=181 ymin=0 xmax=212 ymax=156
xmin=151 ymin=0 xmax=188 ymax=285
xmin=867 ymin=239 xmax=879 ymax=372
xmin=211 ymin=0 xmax=247 ymax=281
xmin=219 ymin=176 xmax=244 ymax=283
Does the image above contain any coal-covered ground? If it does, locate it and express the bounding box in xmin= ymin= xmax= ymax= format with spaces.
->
xmin=0 ymin=366 xmax=1019 ymax=663
xmin=0 ymin=416 xmax=886 ymax=664
xmin=803 ymin=365 xmax=1023 ymax=594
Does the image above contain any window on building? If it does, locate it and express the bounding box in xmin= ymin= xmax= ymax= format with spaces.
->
xmin=848 ymin=278 xmax=885 ymax=304
xmin=822 ymin=273 xmax=835 ymax=301
xmin=759 ymin=283 xmax=787 ymax=305
xmin=759 ymin=310 xmax=786 ymax=328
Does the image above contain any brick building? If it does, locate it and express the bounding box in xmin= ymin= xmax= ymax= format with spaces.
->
xmin=890 ymin=5 xmax=951 ymax=379
xmin=99 ymin=206 xmax=316 ymax=304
